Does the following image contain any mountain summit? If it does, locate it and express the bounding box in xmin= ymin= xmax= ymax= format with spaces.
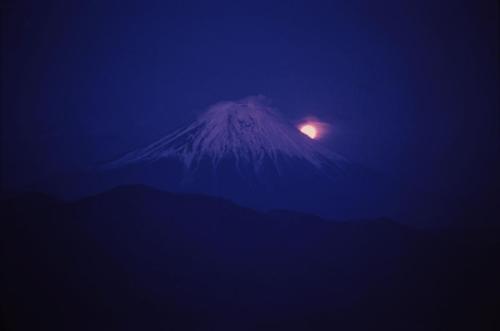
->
xmin=107 ymin=96 xmax=340 ymax=172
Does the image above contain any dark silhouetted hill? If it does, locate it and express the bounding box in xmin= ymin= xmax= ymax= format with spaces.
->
xmin=1 ymin=185 xmax=499 ymax=331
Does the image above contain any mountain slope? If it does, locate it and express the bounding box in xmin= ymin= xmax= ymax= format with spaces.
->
xmin=2 ymin=186 xmax=499 ymax=331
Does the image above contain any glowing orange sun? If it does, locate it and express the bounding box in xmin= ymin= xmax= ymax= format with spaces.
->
xmin=299 ymin=124 xmax=318 ymax=139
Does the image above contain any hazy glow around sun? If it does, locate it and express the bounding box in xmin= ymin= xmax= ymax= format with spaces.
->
xmin=300 ymin=124 xmax=318 ymax=139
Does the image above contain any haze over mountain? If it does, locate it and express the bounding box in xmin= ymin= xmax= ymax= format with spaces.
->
xmin=1 ymin=1 xmax=498 ymax=330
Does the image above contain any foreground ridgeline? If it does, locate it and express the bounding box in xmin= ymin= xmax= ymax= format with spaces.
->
xmin=2 ymin=185 xmax=499 ymax=331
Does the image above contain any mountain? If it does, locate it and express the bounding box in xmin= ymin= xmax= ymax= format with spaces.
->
xmin=29 ymin=96 xmax=428 ymax=223
xmin=2 ymin=185 xmax=499 ymax=331
xmin=106 ymin=95 xmax=341 ymax=172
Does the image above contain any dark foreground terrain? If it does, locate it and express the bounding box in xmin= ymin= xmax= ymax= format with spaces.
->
xmin=1 ymin=186 xmax=499 ymax=330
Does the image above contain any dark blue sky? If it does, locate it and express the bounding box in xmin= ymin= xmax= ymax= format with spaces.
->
xmin=1 ymin=0 xmax=498 ymax=203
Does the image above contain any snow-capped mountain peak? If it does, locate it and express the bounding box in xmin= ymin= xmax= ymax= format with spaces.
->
xmin=107 ymin=96 xmax=339 ymax=171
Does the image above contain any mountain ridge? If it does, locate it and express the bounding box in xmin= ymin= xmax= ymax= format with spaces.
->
xmin=2 ymin=184 xmax=499 ymax=331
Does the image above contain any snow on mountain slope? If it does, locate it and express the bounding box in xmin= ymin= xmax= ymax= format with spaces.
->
xmin=107 ymin=96 xmax=342 ymax=172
